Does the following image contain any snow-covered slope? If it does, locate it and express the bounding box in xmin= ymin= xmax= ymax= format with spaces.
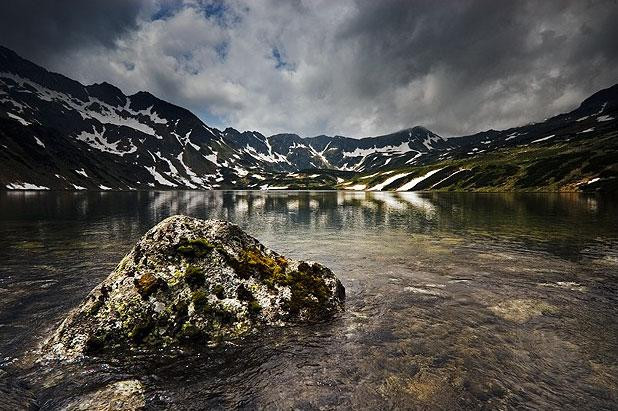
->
xmin=1 ymin=45 xmax=617 ymax=191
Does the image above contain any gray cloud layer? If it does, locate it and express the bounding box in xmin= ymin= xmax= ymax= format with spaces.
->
xmin=1 ymin=0 xmax=617 ymax=137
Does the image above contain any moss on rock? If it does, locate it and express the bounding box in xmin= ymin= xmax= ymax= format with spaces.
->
xmin=212 ymin=284 xmax=226 ymax=299
xmin=176 ymin=237 xmax=214 ymax=258
xmin=191 ymin=289 xmax=209 ymax=309
xmin=184 ymin=265 xmax=205 ymax=288
xmin=247 ymin=300 xmax=262 ymax=316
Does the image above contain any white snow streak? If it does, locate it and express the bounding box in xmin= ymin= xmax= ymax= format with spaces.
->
xmin=5 ymin=182 xmax=49 ymax=190
xmin=531 ymin=134 xmax=555 ymax=143
xmin=396 ymin=168 xmax=444 ymax=191
xmin=369 ymin=172 xmax=412 ymax=191
xmin=33 ymin=136 xmax=45 ymax=148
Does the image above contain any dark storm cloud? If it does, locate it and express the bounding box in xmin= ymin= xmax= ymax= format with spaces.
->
xmin=341 ymin=1 xmax=537 ymax=85
xmin=0 ymin=0 xmax=150 ymax=66
xmin=0 ymin=0 xmax=617 ymax=137
xmin=335 ymin=0 xmax=618 ymax=135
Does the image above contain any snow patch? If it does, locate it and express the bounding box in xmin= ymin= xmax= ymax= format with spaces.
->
xmin=531 ymin=134 xmax=555 ymax=143
xmin=6 ymin=182 xmax=49 ymax=190
xmin=397 ymin=168 xmax=444 ymax=191
xmin=345 ymin=184 xmax=367 ymax=191
xmin=431 ymin=169 xmax=468 ymax=188
xmin=7 ymin=112 xmax=30 ymax=126
xmin=342 ymin=141 xmax=413 ymax=158
xmin=204 ymin=151 xmax=219 ymax=165
xmin=405 ymin=152 xmax=423 ymax=164
xmin=505 ymin=132 xmax=521 ymax=141
xmin=145 ymin=166 xmax=177 ymax=187
xmin=33 ymin=136 xmax=45 ymax=148
xmin=260 ymin=184 xmax=288 ymax=190
xmin=233 ymin=166 xmax=248 ymax=177
xmin=587 ymin=177 xmax=600 ymax=185
xmin=369 ymin=172 xmax=412 ymax=191
xmin=75 ymin=126 xmax=137 ymax=156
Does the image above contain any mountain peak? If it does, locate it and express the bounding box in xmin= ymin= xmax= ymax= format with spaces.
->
xmin=578 ymin=83 xmax=618 ymax=113
xmin=86 ymin=81 xmax=125 ymax=105
xmin=130 ymin=90 xmax=156 ymax=100
xmin=92 ymin=81 xmax=121 ymax=91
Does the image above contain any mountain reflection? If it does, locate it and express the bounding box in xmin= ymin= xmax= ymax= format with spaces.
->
xmin=1 ymin=190 xmax=616 ymax=261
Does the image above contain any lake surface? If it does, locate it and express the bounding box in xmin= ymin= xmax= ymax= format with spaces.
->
xmin=1 ymin=190 xmax=617 ymax=409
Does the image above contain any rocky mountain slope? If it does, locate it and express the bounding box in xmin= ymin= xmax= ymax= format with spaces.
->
xmin=1 ymin=45 xmax=616 ymax=191
xmin=338 ymin=85 xmax=618 ymax=193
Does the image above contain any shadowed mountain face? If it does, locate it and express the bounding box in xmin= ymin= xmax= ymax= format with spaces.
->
xmin=0 ymin=45 xmax=616 ymax=191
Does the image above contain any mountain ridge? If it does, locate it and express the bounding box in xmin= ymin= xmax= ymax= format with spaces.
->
xmin=0 ymin=45 xmax=616 ymax=191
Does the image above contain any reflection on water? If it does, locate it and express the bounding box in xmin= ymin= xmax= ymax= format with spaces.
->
xmin=0 ymin=191 xmax=617 ymax=409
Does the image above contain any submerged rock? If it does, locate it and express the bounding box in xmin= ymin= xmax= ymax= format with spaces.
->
xmin=43 ymin=215 xmax=345 ymax=359
xmin=489 ymin=299 xmax=558 ymax=323
xmin=61 ymin=380 xmax=144 ymax=410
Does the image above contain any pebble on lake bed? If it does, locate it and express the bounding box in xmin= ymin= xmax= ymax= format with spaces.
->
xmin=41 ymin=215 xmax=345 ymax=359
xmin=489 ymin=299 xmax=558 ymax=323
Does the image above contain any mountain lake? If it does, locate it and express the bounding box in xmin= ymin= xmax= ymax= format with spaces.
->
xmin=0 ymin=190 xmax=617 ymax=409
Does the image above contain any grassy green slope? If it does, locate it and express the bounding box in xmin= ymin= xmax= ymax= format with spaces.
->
xmin=337 ymin=131 xmax=618 ymax=192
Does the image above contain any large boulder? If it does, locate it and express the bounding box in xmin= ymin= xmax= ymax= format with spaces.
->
xmin=43 ymin=215 xmax=345 ymax=359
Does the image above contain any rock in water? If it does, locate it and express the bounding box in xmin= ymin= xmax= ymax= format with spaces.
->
xmin=43 ymin=215 xmax=345 ymax=358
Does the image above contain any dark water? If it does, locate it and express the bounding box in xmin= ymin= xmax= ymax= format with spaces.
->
xmin=1 ymin=191 xmax=617 ymax=409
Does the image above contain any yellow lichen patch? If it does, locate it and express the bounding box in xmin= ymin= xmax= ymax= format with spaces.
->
xmin=116 ymin=254 xmax=132 ymax=272
xmin=178 ymin=322 xmax=206 ymax=341
xmin=128 ymin=318 xmax=153 ymax=343
xmin=217 ymin=247 xmax=335 ymax=321
xmin=167 ymin=270 xmax=184 ymax=287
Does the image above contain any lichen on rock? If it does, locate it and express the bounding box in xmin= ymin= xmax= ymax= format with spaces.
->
xmin=42 ymin=215 xmax=345 ymax=359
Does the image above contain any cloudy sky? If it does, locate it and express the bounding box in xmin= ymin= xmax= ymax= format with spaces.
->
xmin=1 ymin=0 xmax=617 ymax=137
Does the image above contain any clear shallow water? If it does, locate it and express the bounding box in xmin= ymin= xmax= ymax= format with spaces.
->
xmin=0 ymin=190 xmax=617 ymax=409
